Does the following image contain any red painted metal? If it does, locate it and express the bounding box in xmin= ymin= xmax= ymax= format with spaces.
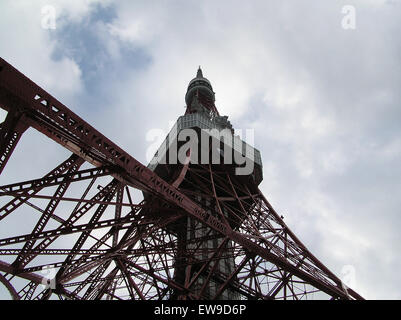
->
xmin=0 ymin=57 xmax=363 ymax=300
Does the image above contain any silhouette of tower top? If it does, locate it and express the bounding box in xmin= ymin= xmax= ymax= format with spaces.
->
xmin=197 ymin=66 xmax=203 ymax=78
xmin=185 ymin=67 xmax=218 ymax=115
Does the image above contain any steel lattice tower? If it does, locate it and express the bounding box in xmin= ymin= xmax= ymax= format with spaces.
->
xmin=0 ymin=58 xmax=363 ymax=300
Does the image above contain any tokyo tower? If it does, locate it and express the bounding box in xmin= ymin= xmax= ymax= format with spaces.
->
xmin=0 ymin=58 xmax=363 ymax=300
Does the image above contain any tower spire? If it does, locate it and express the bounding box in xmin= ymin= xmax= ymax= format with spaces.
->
xmin=197 ymin=66 xmax=203 ymax=78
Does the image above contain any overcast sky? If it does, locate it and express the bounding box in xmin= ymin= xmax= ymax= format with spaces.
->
xmin=0 ymin=0 xmax=400 ymax=299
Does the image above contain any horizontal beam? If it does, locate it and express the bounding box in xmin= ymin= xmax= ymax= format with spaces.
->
xmin=0 ymin=215 xmax=156 ymax=246
xmin=0 ymin=260 xmax=49 ymax=285
xmin=0 ymin=191 xmax=146 ymax=208
xmin=0 ymin=166 xmax=115 ymax=194
xmin=0 ymin=248 xmax=177 ymax=256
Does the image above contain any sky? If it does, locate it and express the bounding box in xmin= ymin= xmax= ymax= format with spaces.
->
xmin=0 ymin=0 xmax=400 ymax=299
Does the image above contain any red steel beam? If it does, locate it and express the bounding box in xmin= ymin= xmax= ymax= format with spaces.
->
xmin=0 ymin=165 xmax=114 ymax=194
xmin=0 ymin=109 xmax=29 ymax=175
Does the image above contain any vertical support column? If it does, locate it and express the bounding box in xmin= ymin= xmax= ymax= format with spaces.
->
xmin=0 ymin=110 xmax=29 ymax=175
xmin=173 ymin=219 xmax=188 ymax=300
xmin=112 ymin=186 xmax=124 ymax=248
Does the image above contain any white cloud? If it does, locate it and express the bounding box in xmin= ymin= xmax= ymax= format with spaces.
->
xmin=0 ymin=1 xmax=88 ymax=102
